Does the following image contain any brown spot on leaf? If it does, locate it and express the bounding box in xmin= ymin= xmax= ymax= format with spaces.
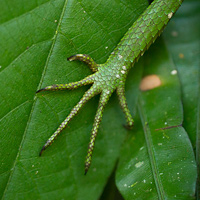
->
xmin=140 ymin=74 xmax=161 ymax=91
xmin=179 ymin=53 xmax=184 ymax=59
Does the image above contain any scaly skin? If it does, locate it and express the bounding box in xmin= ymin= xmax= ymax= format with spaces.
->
xmin=37 ymin=0 xmax=183 ymax=174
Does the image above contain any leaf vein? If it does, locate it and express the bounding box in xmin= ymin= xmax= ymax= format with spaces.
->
xmin=1 ymin=0 xmax=71 ymax=198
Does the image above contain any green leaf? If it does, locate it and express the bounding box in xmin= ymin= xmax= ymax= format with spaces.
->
xmin=164 ymin=0 xmax=200 ymax=149
xmin=0 ymin=0 xmax=148 ymax=199
xmin=116 ymin=38 xmax=197 ymax=199
xmin=163 ymin=0 xmax=200 ymax=198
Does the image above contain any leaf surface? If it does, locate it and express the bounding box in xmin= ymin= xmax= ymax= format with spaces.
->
xmin=163 ymin=0 xmax=200 ymax=197
xmin=116 ymin=38 xmax=197 ymax=199
xmin=0 ymin=0 xmax=148 ymax=199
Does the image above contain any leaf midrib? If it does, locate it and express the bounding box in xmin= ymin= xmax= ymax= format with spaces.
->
xmin=138 ymin=95 xmax=165 ymax=200
xmin=1 ymin=0 xmax=69 ymax=198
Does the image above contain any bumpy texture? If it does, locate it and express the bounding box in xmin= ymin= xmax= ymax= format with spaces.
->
xmin=37 ymin=0 xmax=183 ymax=174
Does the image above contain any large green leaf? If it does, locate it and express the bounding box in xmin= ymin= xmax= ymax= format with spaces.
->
xmin=0 ymin=0 xmax=148 ymax=199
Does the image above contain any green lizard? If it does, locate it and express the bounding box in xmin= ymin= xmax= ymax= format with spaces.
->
xmin=37 ymin=0 xmax=183 ymax=174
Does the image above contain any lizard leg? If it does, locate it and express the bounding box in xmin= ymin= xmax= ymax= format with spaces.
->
xmin=68 ymin=54 xmax=98 ymax=73
xmin=36 ymin=74 xmax=94 ymax=93
xmin=116 ymin=85 xmax=134 ymax=129
xmin=39 ymin=85 xmax=99 ymax=156
xmin=85 ymin=91 xmax=111 ymax=174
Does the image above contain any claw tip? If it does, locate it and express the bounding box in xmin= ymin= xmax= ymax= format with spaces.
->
xmin=67 ymin=55 xmax=75 ymax=61
xmin=36 ymin=88 xmax=44 ymax=93
xmin=84 ymin=169 xmax=88 ymax=175
xmin=39 ymin=146 xmax=45 ymax=156
xmin=123 ymin=123 xmax=134 ymax=130
xmin=84 ymin=163 xmax=90 ymax=175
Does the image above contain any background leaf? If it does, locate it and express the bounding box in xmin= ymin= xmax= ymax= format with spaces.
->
xmin=164 ymin=0 xmax=200 ymax=150
xmin=115 ymin=0 xmax=199 ymax=199
xmin=116 ymin=38 xmax=196 ymax=200
xmin=163 ymin=0 xmax=200 ymax=198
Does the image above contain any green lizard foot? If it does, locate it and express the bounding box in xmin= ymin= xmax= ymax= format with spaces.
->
xmin=37 ymin=53 xmax=134 ymax=174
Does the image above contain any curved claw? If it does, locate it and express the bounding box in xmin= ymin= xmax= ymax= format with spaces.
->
xmin=39 ymin=146 xmax=45 ymax=156
xmin=36 ymin=88 xmax=45 ymax=93
xmin=123 ymin=123 xmax=134 ymax=130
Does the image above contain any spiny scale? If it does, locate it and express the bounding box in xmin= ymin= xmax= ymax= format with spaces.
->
xmin=37 ymin=0 xmax=183 ymax=174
